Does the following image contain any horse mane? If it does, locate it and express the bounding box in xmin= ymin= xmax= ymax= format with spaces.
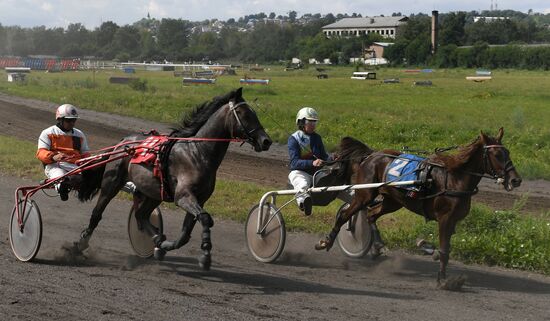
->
xmin=337 ymin=136 xmax=375 ymax=163
xmin=170 ymin=90 xmax=238 ymax=137
xmin=429 ymin=137 xmax=484 ymax=171
xmin=333 ymin=137 xmax=375 ymax=182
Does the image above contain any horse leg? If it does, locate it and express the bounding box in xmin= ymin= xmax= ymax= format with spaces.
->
xmin=132 ymin=193 xmax=163 ymax=242
xmin=435 ymin=214 xmax=467 ymax=290
xmin=196 ymin=212 xmax=214 ymax=270
xmin=157 ymin=213 xmax=197 ymax=252
xmin=157 ymin=191 xmax=213 ymax=270
xmin=366 ymin=199 xmax=402 ymax=259
xmin=436 ymin=215 xmax=453 ymax=281
xmin=315 ymin=195 xmax=367 ymax=251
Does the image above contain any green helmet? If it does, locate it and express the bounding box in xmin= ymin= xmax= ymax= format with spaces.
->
xmin=296 ymin=107 xmax=319 ymax=125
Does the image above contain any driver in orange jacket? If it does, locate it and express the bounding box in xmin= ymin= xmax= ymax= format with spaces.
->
xmin=36 ymin=104 xmax=90 ymax=201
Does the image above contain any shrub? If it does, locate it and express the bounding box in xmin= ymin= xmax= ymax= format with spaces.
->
xmin=128 ymin=78 xmax=148 ymax=92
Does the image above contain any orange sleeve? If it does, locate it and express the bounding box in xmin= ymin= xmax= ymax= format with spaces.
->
xmin=36 ymin=148 xmax=55 ymax=165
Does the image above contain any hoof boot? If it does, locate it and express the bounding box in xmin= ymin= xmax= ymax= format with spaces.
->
xmin=199 ymin=255 xmax=211 ymax=271
xmin=154 ymin=247 xmax=166 ymax=261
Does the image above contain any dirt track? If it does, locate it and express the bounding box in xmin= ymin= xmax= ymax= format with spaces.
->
xmin=0 ymin=94 xmax=549 ymax=320
xmin=2 ymin=174 xmax=550 ymax=320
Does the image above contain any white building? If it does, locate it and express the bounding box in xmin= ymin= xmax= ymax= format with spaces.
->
xmin=473 ymin=16 xmax=509 ymax=23
xmin=322 ymin=16 xmax=408 ymax=39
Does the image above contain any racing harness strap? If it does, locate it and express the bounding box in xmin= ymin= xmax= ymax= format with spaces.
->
xmin=130 ymin=134 xmax=175 ymax=201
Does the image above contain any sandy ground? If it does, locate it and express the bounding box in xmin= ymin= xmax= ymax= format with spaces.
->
xmin=0 ymin=93 xmax=549 ymax=320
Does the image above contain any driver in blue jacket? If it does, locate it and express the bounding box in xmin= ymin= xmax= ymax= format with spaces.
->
xmin=288 ymin=107 xmax=330 ymax=216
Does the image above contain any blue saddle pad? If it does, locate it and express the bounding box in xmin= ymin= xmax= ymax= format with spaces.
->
xmin=385 ymin=154 xmax=426 ymax=190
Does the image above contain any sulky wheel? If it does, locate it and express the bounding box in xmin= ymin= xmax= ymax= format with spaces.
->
xmin=9 ymin=199 xmax=43 ymax=262
xmin=336 ymin=203 xmax=373 ymax=258
xmin=245 ymin=203 xmax=286 ymax=263
xmin=128 ymin=207 xmax=163 ymax=258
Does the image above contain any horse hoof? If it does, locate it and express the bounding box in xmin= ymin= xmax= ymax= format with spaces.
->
xmin=154 ymin=247 xmax=166 ymax=261
xmin=370 ymin=247 xmax=384 ymax=260
xmin=199 ymin=255 xmax=211 ymax=271
xmin=438 ymin=275 xmax=467 ymax=291
xmin=76 ymin=237 xmax=90 ymax=252
xmin=315 ymin=240 xmax=330 ymax=251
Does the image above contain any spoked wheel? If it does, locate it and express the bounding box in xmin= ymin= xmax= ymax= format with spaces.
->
xmin=9 ymin=200 xmax=43 ymax=262
xmin=245 ymin=203 xmax=286 ymax=263
xmin=336 ymin=203 xmax=373 ymax=258
xmin=128 ymin=207 xmax=163 ymax=258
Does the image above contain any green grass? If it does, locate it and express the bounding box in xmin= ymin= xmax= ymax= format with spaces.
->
xmin=2 ymin=134 xmax=549 ymax=274
xmin=0 ymin=66 xmax=548 ymax=179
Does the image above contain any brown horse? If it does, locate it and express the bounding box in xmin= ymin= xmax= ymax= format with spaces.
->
xmin=315 ymin=128 xmax=522 ymax=287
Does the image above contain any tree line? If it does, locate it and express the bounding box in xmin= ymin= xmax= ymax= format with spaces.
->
xmin=1 ymin=10 xmax=550 ymax=68
xmin=385 ymin=10 xmax=550 ymax=68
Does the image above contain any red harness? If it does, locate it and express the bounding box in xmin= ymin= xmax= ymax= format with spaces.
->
xmin=130 ymin=135 xmax=171 ymax=200
xmin=130 ymin=135 xmax=169 ymax=168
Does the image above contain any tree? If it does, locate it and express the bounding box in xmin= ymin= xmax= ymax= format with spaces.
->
xmin=94 ymin=21 xmax=119 ymax=58
xmin=439 ymin=12 xmax=466 ymax=46
xmin=157 ymin=18 xmax=191 ymax=60
xmin=140 ymin=30 xmax=159 ymax=60
xmin=269 ymin=12 xmax=276 ymax=19
xmin=383 ymin=41 xmax=408 ymax=65
xmin=0 ymin=24 xmax=5 ymax=55
xmin=4 ymin=26 xmax=34 ymax=56
xmin=112 ymin=25 xmax=141 ymax=60
xmin=289 ymin=11 xmax=298 ymax=23
xmin=32 ymin=26 xmax=64 ymax=55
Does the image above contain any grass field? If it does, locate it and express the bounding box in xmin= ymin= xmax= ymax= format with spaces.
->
xmin=1 ymin=134 xmax=549 ymax=274
xmin=0 ymin=66 xmax=548 ymax=179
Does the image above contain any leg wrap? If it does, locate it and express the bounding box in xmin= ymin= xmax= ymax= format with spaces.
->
xmin=80 ymin=228 xmax=93 ymax=239
xmin=198 ymin=212 xmax=214 ymax=228
xmin=201 ymin=230 xmax=212 ymax=251
xmin=328 ymin=229 xmax=338 ymax=242
xmin=153 ymin=234 xmax=167 ymax=247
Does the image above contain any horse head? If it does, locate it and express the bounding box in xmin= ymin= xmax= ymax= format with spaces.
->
xmin=226 ymin=88 xmax=272 ymax=152
xmin=480 ymin=128 xmax=522 ymax=191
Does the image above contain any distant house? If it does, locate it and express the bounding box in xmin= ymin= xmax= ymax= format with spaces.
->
xmin=322 ymin=16 xmax=408 ymax=39
xmin=366 ymin=42 xmax=393 ymax=59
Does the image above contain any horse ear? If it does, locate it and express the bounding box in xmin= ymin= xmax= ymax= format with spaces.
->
xmin=235 ymin=87 xmax=243 ymax=99
xmin=479 ymin=130 xmax=488 ymax=144
xmin=496 ymin=127 xmax=504 ymax=142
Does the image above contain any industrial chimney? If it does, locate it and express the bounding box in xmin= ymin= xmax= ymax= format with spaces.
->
xmin=431 ymin=10 xmax=439 ymax=55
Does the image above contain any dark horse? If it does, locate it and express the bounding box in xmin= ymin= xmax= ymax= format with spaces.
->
xmin=75 ymin=88 xmax=272 ymax=270
xmin=315 ymin=128 xmax=522 ymax=287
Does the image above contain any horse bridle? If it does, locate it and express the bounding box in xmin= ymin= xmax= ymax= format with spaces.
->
xmin=481 ymin=144 xmax=516 ymax=180
xmin=229 ymin=101 xmax=263 ymax=144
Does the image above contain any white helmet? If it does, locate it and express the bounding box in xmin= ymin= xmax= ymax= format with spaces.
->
xmin=56 ymin=104 xmax=79 ymax=120
xmin=296 ymin=107 xmax=319 ymax=125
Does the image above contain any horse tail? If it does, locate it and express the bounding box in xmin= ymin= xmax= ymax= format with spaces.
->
xmin=77 ymin=159 xmax=107 ymax=202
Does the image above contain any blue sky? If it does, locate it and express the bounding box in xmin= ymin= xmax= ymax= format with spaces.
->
xmin=2 ymin=0 xmax=549 ymax=28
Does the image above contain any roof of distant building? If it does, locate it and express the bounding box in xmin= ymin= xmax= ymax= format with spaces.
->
xmin=322 ymin=16 xmax=408 ymax=29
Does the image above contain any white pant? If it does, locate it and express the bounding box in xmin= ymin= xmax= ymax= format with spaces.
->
xmin=44 ymin=162 xmax=79 ymax=191
xmin=44 ymin=162 xmax=79 ymax=179
xmin=288 ymin=170 xmax=355 ymax=206
xmin=288 ymin=170 xmax=312 ymax=205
